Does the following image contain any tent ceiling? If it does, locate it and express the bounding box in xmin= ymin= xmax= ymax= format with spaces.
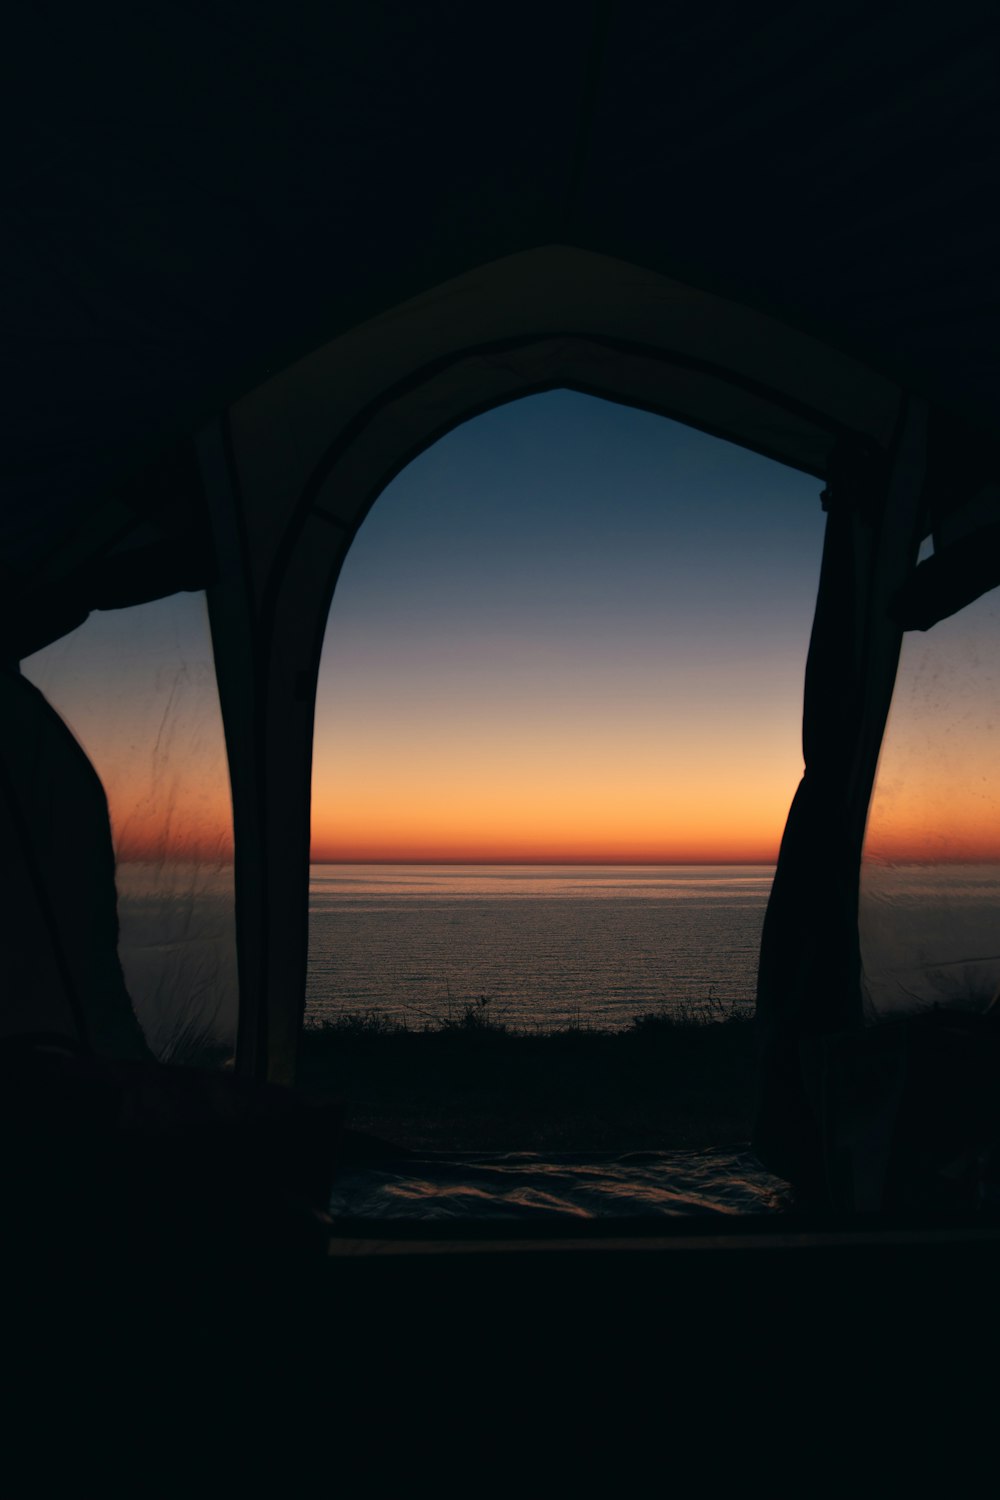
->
xmin=5 ymin=2 xmax=998 ymax=609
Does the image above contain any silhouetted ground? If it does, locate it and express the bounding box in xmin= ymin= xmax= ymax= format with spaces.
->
xmin=297 ymin=1006 xmax=757 ymax=1151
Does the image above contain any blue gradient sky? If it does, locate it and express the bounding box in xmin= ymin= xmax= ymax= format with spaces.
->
xmin=312 ymin=391 xmax=827 ymax=861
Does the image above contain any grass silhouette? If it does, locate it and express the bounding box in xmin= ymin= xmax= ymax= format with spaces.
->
xmin=299 ymin=998 xmax=756 ymax=1152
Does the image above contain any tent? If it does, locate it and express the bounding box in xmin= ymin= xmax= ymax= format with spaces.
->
xmin=4 ymin=1 xmax=1000 ymax=1209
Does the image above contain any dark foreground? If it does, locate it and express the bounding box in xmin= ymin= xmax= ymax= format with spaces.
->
xmin=297 ymin=1007 xmax=757 ymax=1151
xmin=7 ymin=1022 xmax=998 ymax=1479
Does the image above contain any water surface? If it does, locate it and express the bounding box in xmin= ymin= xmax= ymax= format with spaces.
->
xmin=307 ymin=863 xmax=774 ymax=1029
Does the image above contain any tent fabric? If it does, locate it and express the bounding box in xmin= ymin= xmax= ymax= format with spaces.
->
xmin=200 ymin=253 xmax=909 ymax=1084
xmin=754 ymin=402 xmax=928 ymax=1180
xmin=6 ymin=4 xmax=998 ymax=609
xmin=0 ymin=671 xmax=150 ymax=1060
xmin=20 ymin=595 xmax=238 ymax=1064
xmin=4 ymin=2 xmax=1000 ymax=1185
xmin=861 ymin=588 xmax=1000 ymax=1015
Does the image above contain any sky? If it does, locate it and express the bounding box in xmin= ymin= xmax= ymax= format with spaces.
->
xmin=311 ymin=391 xmax=826 ymax=863
xmin=863 ymin=586 xmax=1000 ymax=865
xmin=22 ymin=592 xmax=232 ymax=863
xmin=23 ymin=388 xmax=1000 ymax=865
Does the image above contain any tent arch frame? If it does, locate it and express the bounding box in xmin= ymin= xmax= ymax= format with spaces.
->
xmin=196 ymin=246 xmax=924 ymax=1182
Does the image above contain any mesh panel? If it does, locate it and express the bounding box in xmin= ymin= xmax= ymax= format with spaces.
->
xmin=861 ymin=590 xmax=1000 ymax=1017
xmin=21 ymin=593 xmax=237 ymax=1064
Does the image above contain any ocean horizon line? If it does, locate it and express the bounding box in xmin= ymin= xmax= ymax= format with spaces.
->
xmin=309 ymin=859 xmax=778 ymax=866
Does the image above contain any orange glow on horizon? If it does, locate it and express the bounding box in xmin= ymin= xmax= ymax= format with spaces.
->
xmin=863 ymin=607 xmax=1000 ymax=867
xmin=864 ymin=766 xmax=1000 ymax=866
xmin=309 ymin=728 xmax=800 ymax=865
xmin=308 ymin=836 xmax=783 ymax=863
xmin=104 ymin=757 xmax=1000 ymax=866
xmin=310 ymin=713 xmax=1000 ymax=866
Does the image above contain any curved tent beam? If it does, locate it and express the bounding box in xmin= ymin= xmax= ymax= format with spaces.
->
xmin=266 ymin=335 xmax=846 ymax=641
xmin=224 ymin=246 xmax=902 ymax=602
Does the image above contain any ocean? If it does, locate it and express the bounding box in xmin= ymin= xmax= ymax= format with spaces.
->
xmin=304 ymin=860 xmax=1000 ymax=1030
xmin=305 ymin=863 xmax=774 ymax=1030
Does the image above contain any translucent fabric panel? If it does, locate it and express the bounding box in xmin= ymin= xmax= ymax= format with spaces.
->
xmin=861 ymin=590 xmax=1000 ymax=1016
xmin=21 ymin=593 xmax=237 ymax=1063
xmin=0 ymin=669 xmax=144 ymax=1052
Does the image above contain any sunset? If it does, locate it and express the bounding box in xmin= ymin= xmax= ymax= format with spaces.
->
xmin=311 ymin=391 xmax=824 ymax=866
xmin=863 ymin=589 xmax=1000 ymax=865
xmin=24 ymin=391 xmax=1000 ymax=869
xmin=6 ymin=0 xmax=1000 ymax=1406
xmin=20 ymin=383 xmax=1000 ymax=1087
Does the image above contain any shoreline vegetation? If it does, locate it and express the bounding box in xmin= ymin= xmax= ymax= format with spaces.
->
xmin=298 ymin=998 xmax=758 ymax=1153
